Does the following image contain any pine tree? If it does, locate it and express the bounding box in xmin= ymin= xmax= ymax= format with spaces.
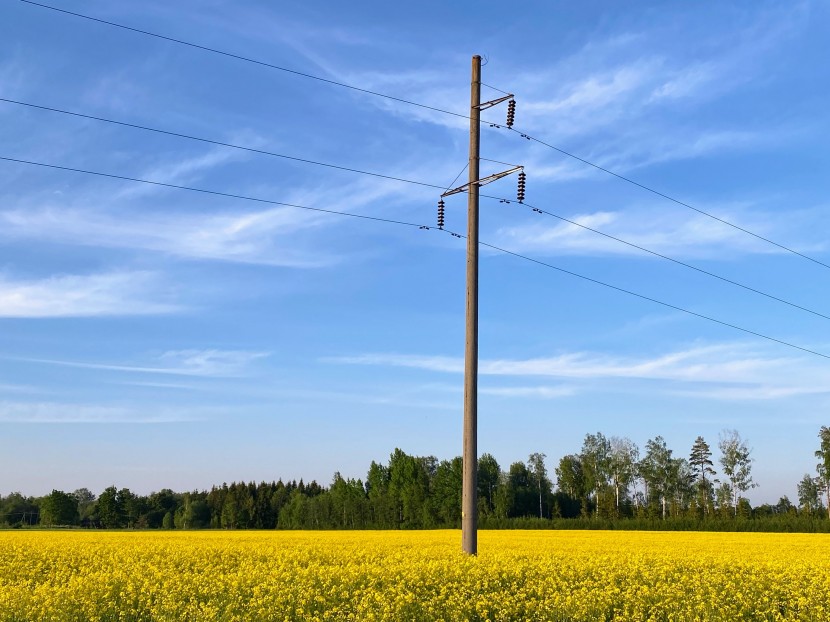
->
xmin=689 ymin=436 xmax=716 ymax=516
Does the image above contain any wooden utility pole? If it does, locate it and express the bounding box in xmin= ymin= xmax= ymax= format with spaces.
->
xmin=462 ymin=54 xmax=481 ymax=556
xmin=443 ymin=56 xmax=517 ymax=554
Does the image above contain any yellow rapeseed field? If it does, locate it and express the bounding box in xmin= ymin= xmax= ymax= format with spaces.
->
xmin=1 ymin=530 xmax=829 ymax=621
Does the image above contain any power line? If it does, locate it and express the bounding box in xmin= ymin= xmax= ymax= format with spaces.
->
xmin=511 ymin=199 xmax=830 ymax=323
xmin=18 ymin=0 xmax=467 ymax=120
xmin=474 ymin=238 xmax=830 ymax=362
xmin=19 ymin=0 xmax=830 ymax=270
xmin=2 ymin=95 xmax=829 ymax=322
xmin=2 ymin=154 xmax=829 ymax=362
xmin=0 ymin=156 xmax=425 ymax=229
xmin=0 ymin=97 xmax=445 ymax=191
xmin=502 ymin=126 xmax=830 ymax=272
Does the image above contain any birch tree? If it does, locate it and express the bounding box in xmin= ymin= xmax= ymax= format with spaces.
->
xmin=718 ymin=430 xmax=757 ymax=516
xmin=527 ymin=452 xmax=550 ymax=519
xmin=580 ymin=432 xmax=611 ymax=516
xmin=640 ymin=436 xmax=674 ymax=519
xmin=608 ymin=437 xmax=638 ymax=514
xmin=797 ymin=473 xmax=821 ymax=514
xmin=815 ymin=426 xmax=830 ymax=519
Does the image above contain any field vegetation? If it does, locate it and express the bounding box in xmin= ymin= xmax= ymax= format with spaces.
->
xmin=2 ymin=530 xmax=829 ymax=621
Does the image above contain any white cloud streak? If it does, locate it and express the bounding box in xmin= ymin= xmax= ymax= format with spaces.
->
xmin=0 ymin=401 xmax=199 ymax=423
xmin=326 ymin=343 xmax=830 ymax=401
xmin=479 ymin=386 xmax=576 ymax=399
xmin=0 ymin=150 xmax=429 ymax=266
xmin=113 ymin=147 xmax=247 ymax=200
xmin=0 ymin=271 xmax=179 ymax=318
xmin=0 ymin=204 xmax=334 ymax=267
xmin=15 ymin=349 xmax=270 ymax=378
xmin=493 ymin=204 xmax=806 ymax=259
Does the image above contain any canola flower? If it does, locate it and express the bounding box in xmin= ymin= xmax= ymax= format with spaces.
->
xmin=1 ymin=530 xmax=829 ymax=621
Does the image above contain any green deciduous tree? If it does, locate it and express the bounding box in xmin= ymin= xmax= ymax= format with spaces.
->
xmin=97 ymin=486 xmax=123 ymax=528
xmin=580 ymin=433 xmax=612 ymax=516
xmin=797 ymin=473 xmax=821 ymax=514
xmin=329 ymin=473 xmax=368 ymax=528
xmin=72 ymin=488 xmax=96 ymax=522
xmin=815 ymin=426 xmax=830 ymax=519
xmin=0 ymin=493 xmax=38 ymax=526
xmin=718 ymin=430 xmax=757 ymax=516
xmin=506 ymin=461 xmax=535 ymax=518
xmin=431 ymin=458 xmax=462 ymax=525
xmin=477 ymin=453 xmax=501 ymax=516
xmin=555 ymin=454 xmax=586 ymax=515
xmin=609 ymin=437 xmax=638 ymax=515
xmin=527 ymin=453 xmax=551 ymax=519
xmin=39 ymin=490 xmax=79 ymax=526
xmin=366 ymin=461 xmax=395 ymax=528
xmin=387 ymin=449 xmax=431 ymax=527
xmin=640 ymin=436 xmax=675 ymax=519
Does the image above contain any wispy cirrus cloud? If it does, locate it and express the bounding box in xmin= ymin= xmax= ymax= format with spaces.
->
xmin=14 ymin=349 xmax=270 ymax=378
xmin=312 ymin=4 xmax=810 ymax=179
xmin=325 ymin=343 xmax=830 ymax=401
xmin=0 ymin=203 xmax=333 ymax=267
xmin=0 ymin=383 xmax=37 ymax=394
xmin=0 ymin=271 xmax=180 ymax=317
xmin=0 ymin=147 xmax=430 ymax=266
xmin=0 ymin=400 xmax=201 ymax=423
xmin=479 ymin=385 xmax=576 ymax=399
xmin=492 ymin=202 xmax=826 ymax=259
xmin=113 ymin=146 xmax=249 ymax=200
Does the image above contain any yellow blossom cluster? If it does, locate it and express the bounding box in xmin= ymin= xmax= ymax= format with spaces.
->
xmin=1 ymin=530 xmax=829 ymax=621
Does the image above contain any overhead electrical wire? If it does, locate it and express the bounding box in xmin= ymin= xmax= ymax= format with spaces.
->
xmin=500 ymin=126 xmax=830 ymax=272
xmin=512 ymin=199 xmax=830 ymax=322
xmin=474 ymin=238 xmax=830 ymax=362
xmin=17 ymin=0 xmax=468 ymax=121
xmin=0 ymin=97 xmax=445 ymax=191
xmin=2 ymin=153 xmax=830 ymax=362
xmin=0 ymin=156 xmax=426 ymax=229
xmin=3 ymin=95 xmax=827 ymax=324
xmin=17 ymin=0 xmax=829 ymax=272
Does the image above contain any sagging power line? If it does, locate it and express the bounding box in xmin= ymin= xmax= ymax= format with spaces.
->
xmin=18 ymin=0 xmax=829 ymax=272
xmin=2 ymin=153 xmax=829 ymax=361
xmin=3 ymin=96 xmax=827 ymax=325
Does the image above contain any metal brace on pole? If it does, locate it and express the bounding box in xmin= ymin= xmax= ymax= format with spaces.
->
xmin=441 ymin=166 xmax=523 ymax=197
xmin=475 ymin=94 xmax=514 ymax=110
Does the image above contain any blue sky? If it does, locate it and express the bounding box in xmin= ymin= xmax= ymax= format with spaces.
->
xmin=2 ymin=0 xmax=829 ymax=504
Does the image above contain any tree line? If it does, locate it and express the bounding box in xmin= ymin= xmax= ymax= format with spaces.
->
xmin=3 ymin=426 xmax=829 ymax=531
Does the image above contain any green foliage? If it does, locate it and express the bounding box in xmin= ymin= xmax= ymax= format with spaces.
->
xmin=689 ymin=436 xmax=716 ymax=516
xmin=555 ymin=455 xmax=586 ymax=501
xmin=719 ymin=429 xmax=757 ymax=515
xmin=797 ymin=474 xmax=821 ymax=514
xmin=39 ymin=490 xmax=79 ymax=526
xmin=0 ymin=493 xmax=39 ymax=527
xmin=162 ymin=511 xmax=174 ymax=529
xmin=476 ymin=453 xmax=500 ymax=516
xmin=13 ymin=426 xmax=830 ymax=533
xmin=96 ymin=486 xmax=122 ymax=528
xmin=816 ymin=426 xmax=830 ymax=519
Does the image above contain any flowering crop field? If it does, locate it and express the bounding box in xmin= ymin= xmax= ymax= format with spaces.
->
xmin=2 ymin=530 xmax=830 ymax=621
